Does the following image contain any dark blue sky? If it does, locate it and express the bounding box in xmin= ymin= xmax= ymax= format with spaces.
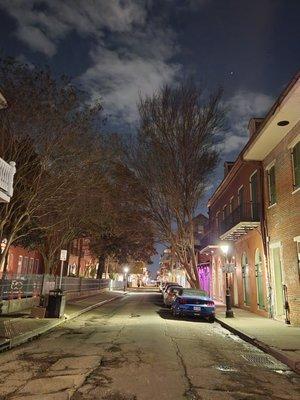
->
xmin=0 ymin=0 xmax=299 ymax=273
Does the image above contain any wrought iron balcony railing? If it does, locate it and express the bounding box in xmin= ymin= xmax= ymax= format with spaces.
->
xmin=220 ymin=202 xmax=261 ymax=239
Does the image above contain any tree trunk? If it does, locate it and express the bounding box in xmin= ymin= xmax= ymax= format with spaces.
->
xmin=0 ymin=247 xmax=9 ymax=277
xmin=96 ymin=254 xmax=105 ymax=279
xmin=77 ymin=239 xmax=83 ymax=277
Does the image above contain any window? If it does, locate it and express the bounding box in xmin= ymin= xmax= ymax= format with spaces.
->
xmin=250 ymin=171 xmax=259 ymax=219
xmin=34 ymin=259 xmax=39 ymax=274
xmin=223 ymin=204 xmax=228 ymax=221
xmin=229 ymin=196 xmax=234 ymax=213
xmin=216 ymin=211 xmax=220 ymax=234
xmin=23 ymin=256 xmax=29 ymax=274
xmin=267 ymin=165 xmax=277 ymax=205
xmin=29 ymin=258 xmax=34 ymax=274
xmin=292 ymin=141 xmax=300 ymax=190
xmin=17 ymin=255 xmax=23 ymax=275
xmin=238 ymin=186 xmax=244 ymax=207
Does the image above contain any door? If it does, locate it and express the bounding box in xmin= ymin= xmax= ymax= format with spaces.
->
xmin=255 ymin=249 xmax=265 ymax=310
xmin=271 ymin=245 xmax=285 ymax=318
xmin=250 ymin=171 xmax=259 ymax=219
xmin=242 ymin=253 xmax=250 ymax=306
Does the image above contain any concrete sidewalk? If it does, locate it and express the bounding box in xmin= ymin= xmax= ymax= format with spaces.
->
xmin=215 ymin=304 xmax=300 ymax=374
xmin=0 ymin=289 xmax=126 ymax=351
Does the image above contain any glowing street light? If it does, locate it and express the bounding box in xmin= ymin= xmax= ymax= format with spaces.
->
xmin=220 ymin=243 xmax=234 ymax=318
xmin=220 ymin=244 xmax=229 ymax=255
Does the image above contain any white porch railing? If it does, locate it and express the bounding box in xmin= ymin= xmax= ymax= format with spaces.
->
xmin=0 ymin=158 xmax=16 ymax=202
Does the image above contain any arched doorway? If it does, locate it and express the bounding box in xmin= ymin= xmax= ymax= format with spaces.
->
xmin=242 ymin=252 xmax=250 ymax=306
xmin=255 ymin=249 xmax=265 ymax=310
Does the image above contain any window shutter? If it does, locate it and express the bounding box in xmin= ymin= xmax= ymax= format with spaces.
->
xmin=292 ymin=142 xmax=300 ymax=189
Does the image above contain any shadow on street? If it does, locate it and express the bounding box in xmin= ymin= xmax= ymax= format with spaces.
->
xmin=156 ymin=308 xmax=211 ymax=324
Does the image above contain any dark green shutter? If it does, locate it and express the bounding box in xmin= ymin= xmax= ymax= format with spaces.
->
xmin=293 ymin=142 xmax=300 ymax=189
xmin=268 ymin=166 xmax=276 ymax=205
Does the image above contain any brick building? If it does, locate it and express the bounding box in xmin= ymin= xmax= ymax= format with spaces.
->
xmin=4 ymin=245 xmax=44 ymax=276
xmin=199 ymin=71 xmax=300 ymax=325
xmin=202 ymin=155 xmax=268 ymax=317
xmin=68 ymin=238 xmax=98 ymax=277
xmin=244 ymin=72 xmax=300 ymax=325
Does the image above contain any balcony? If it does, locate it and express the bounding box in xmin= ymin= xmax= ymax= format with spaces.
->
xmin=0 ymin=158 xmax=16 ymax=203
xmin=220 ymin=202 xmax=261 ymax=241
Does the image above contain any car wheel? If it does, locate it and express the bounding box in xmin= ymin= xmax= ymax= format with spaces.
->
xmin=172 ymin=309 xmax=180 ymax=319
xmin=207 ymin=316 xmax=215 ymax=323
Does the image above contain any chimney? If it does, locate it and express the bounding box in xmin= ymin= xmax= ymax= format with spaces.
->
xmin=224 ymin=161 xmax=234 ymax=178
xmin=248 ymin=117 xmax=264 ymax=138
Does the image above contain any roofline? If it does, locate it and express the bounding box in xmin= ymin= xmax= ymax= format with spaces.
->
xmin=243 ymin=70 xmax=300 ymax=157
xmin=208 ymin=70 xmax=300 ymax=207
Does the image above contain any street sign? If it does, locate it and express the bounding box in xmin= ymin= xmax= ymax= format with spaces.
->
xmin=60 ymin=249 xmax=67 ymax=261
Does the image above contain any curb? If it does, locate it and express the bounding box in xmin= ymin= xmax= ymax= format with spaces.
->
xmin=0 ymin=293 xmax=126 ymax=352
xmin=215 ymin=316 xmax=300 ymax=375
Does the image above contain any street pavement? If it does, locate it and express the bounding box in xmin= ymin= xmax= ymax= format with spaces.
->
xmin=0 ymin=288 xmax=300 ymax=400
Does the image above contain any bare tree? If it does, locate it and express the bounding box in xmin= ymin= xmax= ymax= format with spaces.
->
xmin=127 ymin=82 xmax=224 ymax=288
xmin=0 ymin=57 xmax=103 ymax=275
xmin=81 ymin=139 xmax=156 ymax=278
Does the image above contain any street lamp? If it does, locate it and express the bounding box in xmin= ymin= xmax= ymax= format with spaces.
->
xmin=220 ymin=244 xmax=234 ymax=318
xmin=123 ymin=266 xmax=129 ymax=291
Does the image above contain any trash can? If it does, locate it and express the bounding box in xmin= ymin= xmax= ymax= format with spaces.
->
xmin=46 ymin=289 xmax=66 ymax=318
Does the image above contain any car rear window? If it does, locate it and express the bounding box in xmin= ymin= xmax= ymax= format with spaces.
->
xmin=178 ymin=289 xmax=208 ymax=297
xmin=168 ymin=286 xmax=182 ymax=293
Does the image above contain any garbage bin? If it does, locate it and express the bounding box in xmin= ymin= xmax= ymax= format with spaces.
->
xmin=46 ymin=289 xmax=66 ymax=318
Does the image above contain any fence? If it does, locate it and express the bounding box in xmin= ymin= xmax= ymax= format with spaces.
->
xmin=0 ymin=274 xmax=110 ymax=301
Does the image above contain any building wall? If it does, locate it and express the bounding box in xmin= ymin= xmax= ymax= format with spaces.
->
xmin=208 ymin=160 xmax=268 ymax=316
xmin=263 ymin=120 xmax=300 ymax=325
xmin=209 ymin=160 xmax=262 ymax=238
xmin=233 ymin=229 xmax=268 ymax=316
xmin=68 ymin=238 xmax=98 ymax=277
xmin=5 ymin=245 xmax=44 ymax=275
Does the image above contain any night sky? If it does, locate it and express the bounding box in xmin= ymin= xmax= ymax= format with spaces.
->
xmin=0 ymin=0 xmax=299 ymax=274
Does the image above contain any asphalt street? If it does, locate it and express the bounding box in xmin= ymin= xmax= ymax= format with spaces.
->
xmin=0 ymin=289 xmax=300 ymax=400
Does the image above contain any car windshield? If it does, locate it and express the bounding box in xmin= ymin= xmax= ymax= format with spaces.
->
xmin=179 ymin=289 xmax=208 ymax=297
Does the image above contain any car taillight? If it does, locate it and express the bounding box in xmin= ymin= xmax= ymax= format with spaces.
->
xmin=179 ymin=298 xmax=187 ymax=304
xmin=207 ymin=301 xmax=214 ymax=306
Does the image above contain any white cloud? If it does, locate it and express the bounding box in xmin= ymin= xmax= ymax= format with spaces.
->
xmin=0 ymin=0 xmax=147 ymax=56
xmin=221 ymin=90 xmax=274 ymax=154
xmin=17 ymin=25 xmax=56 ymax=56
xmin=1 ymin=0 xmax=180 ymax=122
xmin=81 ymin=29 xmax=180 ymax=123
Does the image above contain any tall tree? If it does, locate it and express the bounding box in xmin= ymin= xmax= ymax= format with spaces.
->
xmin=0 ymin=57 xmax=102 ymax=275
xmin=127 ymin=82 xmax=224 ymax=287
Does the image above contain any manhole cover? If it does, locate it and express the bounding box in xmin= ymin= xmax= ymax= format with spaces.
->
xmin=242 ymin=353 xmax=285 ymax=369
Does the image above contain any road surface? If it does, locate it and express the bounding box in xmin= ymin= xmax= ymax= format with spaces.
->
xmin=0 ymin=289 xmax=299 ymax=400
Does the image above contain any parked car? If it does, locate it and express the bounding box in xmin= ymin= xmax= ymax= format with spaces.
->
xmin=159 ymin=281 xmax=173 ymax=293
xmin=171 ymin=288 xmax=215 ymax=322
xmin=162 ymin=283 xmax=180 ymax=297
xmin=163 ymin=285 xmax=182 ymax=307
